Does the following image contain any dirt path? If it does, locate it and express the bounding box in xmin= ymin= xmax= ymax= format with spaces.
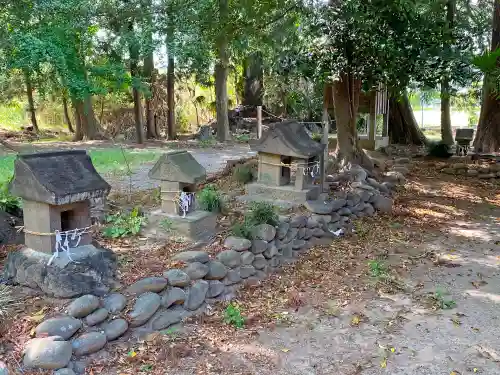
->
xmin=94 ymin=162 xmax=498 ymax=375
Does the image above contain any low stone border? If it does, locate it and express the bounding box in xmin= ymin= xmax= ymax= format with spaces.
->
xmin=441 ymin=162 xmax=500 ymax=179
xmin=21 ymin=161 xmax=406 ymax=374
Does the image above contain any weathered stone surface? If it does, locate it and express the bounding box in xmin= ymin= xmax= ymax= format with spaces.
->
xmin=277 ymin=222 xmax=289 ymax=239
xmin=128 ymin=293 xmax=161 ymax=327
xmin=264 ymin=243 xmax=279 ymax=259
xmin=283 ymin=227 xmax=299 ymax=243
xmin=205 ymin=261 xmax=228 ymax=280
xmin=451 ymin=163 xmax=467 ymax=170
xmin=269 ymin=256 xmax=281 ymax=267
xmin=330 ymin=212 xmax=341 ymax=223
xmin=312 ymin=214 xmax=331 ymax=224
xmin=85 ymin=308 xmax=108 ymax=326
xmin=67 ymin=295 xmax=99 ymax=318
xmin=355 ymin=189 xmax=372 ymax=202
xmin=381 ymin=181 xmax=394 ymax=191
xmin=363 ymin=203 xmax=375 ymax=216
xmin=497 ymin=171 xmax=500 ymax=178
xmin=161 ymin=287 xmax=186 ymax=308
xmin=290 ymin=215 xmax=307 ymax=228
xmin=351 ymin=182 xmax=375 ymax=191
xmin=55 ymin=369 xmax=76 ymax=375
xmin=172 ymin=251 xmax=209 ymax=264
xmin=239 ymin=265 xmax=256 ymax=279
xmin=164 ymin=269 xmax=190 ymax=287
xmin=346 ymin=199 xmax=354 ymax=207
xmin=306 ymin=217 xmax=319 ymax=228
xmin=338 ymin=207 xmax=352 ymax=216
xmin=479 ymin=173 xmax=496 ymax=179
xmin=378 ymin=183 xmax=390 ymax=194
xmin=304 ymin=228 xmax=313 ymax=240
xmin=327 ymin=222 xmax=342 ymax=233
xmin=384 ymin=171 xmax=406 ymax=184
xmin=351 ymin=202 xmax=365 ymax=213
xmin=466 ymin=169 xmax=479 ymax=177
xmin=224 ymin=236 xmax=252 ymax=251
xmin=184 ymin=262 xmax=209 ymax=280
xmin=206 ymin=280 xmax=225 ymax=298
xmin=35 ymin=316 xmax=82 ymax=340
xmin=252 ymin=254 xmax=267 ymax=269
xmin=392 ymin=166 xmax=409 ymax=175
xmin=252 ymin=224 xmax=276 ymax=242
xmin=490 ymin=164 xmax=500 ymax=172
xmin=251 ymin=240 xmax=268 ymax=254
xmin=297 ymin=227 xmax=306 ymax=239
xmin=366 ymin=178 xmax=381 ymax=190
xmin=184 ymin=280 xmax=209 ymax=310
xmin=151 ymin=307 xmax=186 ymax=330
xmin=126 ymin=277 xmax=168 ymax=295
xmin=223 ymin=269 xmax=241 ymax=285
xmin=240 ymin=251 xmax=255 ymax=265
xmin=216 ymin=250 xmax=241 ymax=268
xmin=103 ymin=293 xmax=127 ymax=314
xmin=347 ymin=191 xmax=362 ymax=205
xmin=312 ymin=228 xmax=325 ymax=237
xmin=103 ymin=319 xmax=128 ymax=341
xmin=72 ymin=332 xmax=107 ymax=356
xmin=292 ymin=239 xmax=306 ymax=250
xmin=373 ymin=195 xmax=393 ymax=213
xmin=281 ymin=243 xmax=293 ymax=258
xmin=395 ymin=157 xmax=410 ymax=165
xmin=24 ymin=336 xmax=72 ymax=370
xmin=442 ymin=167 xmax=455 ymax=175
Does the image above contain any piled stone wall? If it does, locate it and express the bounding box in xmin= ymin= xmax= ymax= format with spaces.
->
xmin=21 ymin=161 xmax=406 ymax=374
xmin=441 ymin=163 xmax=500 ymax=179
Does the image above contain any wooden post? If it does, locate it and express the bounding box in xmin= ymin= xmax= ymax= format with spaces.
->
xmin=257 ymin=106 xmax=263 ymax=139
xmin=320 ymin=108 xmax=330 ymax=192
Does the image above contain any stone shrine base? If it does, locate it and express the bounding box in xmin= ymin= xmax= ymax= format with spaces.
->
xmin=245 ymin=183 xmax=320 ymax=204
xmin=3 ymin=244 xmax=117 ymax=298
xmin=145 ymin=210 xmax=217 ymax=242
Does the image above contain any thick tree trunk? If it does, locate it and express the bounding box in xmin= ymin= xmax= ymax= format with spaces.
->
xmin=144 ymin=15 xmax=158 ymax=139
xmin=72 ymin=96 xmax=100 ymax=140
xmin=440 ymin=0 xmax=455 ymax=146
xmin=441 ymin=79 xmax=454 ymax=145
xmin=72 ymin=100 xmax=84 ymax=141
xmin=474 ymin=0 xmax=500 ymax=153
xmin=332 ymin=73 xmax=364 ymax=167
xmin=389 ymin=93 xmax=428 ymax=145
xmin=62 ymin=96 xmax=74 ymax=133
xmin=242 ymin=52 xmax=264 ymax=107
xmin=24 ymin=70 xmax=39 ymax=132
xmin=129 ymin=23 xmax=144 ymax=144
xmin=167 ymin=56 xmax=176 ymax=139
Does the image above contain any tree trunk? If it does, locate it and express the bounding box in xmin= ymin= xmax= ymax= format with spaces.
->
xmin=389 ymin=93 xmax=428 ymax=145
xmin=214 ymin=0 xmax=231 ymax=142
xmin=72 ymin=96 xmax=100 ymax=141
xmin=440 ymin=0 xmax=455 ymax=146
xmin=474 ymin=0 xmax=500 ymax=153
xmin=167 ymin=56 xmax=176 ymax=139
xmin=62 ymin=96 xmax=74 ymax=133
xmin=332 ymin=73 xmax=364 ymax=167
xmin=129 ymin=22 xmax=144 ymax=144
xmin=144 ymin=13 xmax=157 ymax=139
xmin=72 ymin=99 xmax=84 ymax=141
xmin=24 ymin=70 xmax=39 ymax=132
xmin=242 ymin=52 xmax=264 ymax=107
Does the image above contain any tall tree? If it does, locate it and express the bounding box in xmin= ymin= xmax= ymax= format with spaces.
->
xmin=474 ymin=0 xmax=500 ymax=153
xmin=441 ymin=0 xmax=456 ymax=146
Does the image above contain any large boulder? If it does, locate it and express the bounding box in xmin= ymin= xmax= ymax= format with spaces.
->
xmin=184 ymin=280 xmax=209 ymax=311
xmin=252 ymin=224 xmax=276 ymax=242
xmin=161 ymin=287 xmax=187 ymax=308
xmin=164 ymin=269 xmax=191 ymax=287
xmin=205 ymin=261 xmax=228 ymax=280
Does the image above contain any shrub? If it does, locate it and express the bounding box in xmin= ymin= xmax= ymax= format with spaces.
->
xmin=197 ymin=185 xmax=223 ymax=213
xmin=246 ymin=201 xmax=279 ymax=226
xmin=0 ymin=188 xmax=21 ymax=215
xmin=224 ymin=303 xmax=245 ymax=328
xmin=232 ymin=164 xmax=254 ymax=185
xmin=102 ymin=207 xmax=146 ymax=238
xmin=311 ymin=133 xmax=323 ymax=142
xmin=427 ymin=141 xmax=454 ymax=158
xmin=231 ymin=220 xmax=254 ymax=239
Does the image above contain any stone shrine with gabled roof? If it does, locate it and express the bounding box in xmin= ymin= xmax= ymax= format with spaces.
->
xmin=247 ymin=121 xmax=325 ymax=202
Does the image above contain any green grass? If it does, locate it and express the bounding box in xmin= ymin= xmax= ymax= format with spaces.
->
xmin=0 ymin=148 xmax=162 ymax=189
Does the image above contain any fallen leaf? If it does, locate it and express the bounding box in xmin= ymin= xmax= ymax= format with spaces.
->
xmin=380 ymin=358 xmax=387 ymax=368
xmin=281 ymin=348 xmax=290 ymax=353
xmin=128 ymin=351 xmax=137 ymax=358
xmin=351 ymin=315 xmax=361 ymax=326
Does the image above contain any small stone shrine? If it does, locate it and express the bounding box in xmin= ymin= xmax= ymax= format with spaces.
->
xmin=247 ymin=120 xmax=325 ymax=202
xmin=147 ymin=150 xmax=216 ymax=240
xmin=3 ymin=150 xmax=117 ymax=298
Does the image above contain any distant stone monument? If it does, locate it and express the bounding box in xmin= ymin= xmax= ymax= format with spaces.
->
xmin=246 ymin=121 xmax=325 ymax=202
xmin=3 ymin=150 xmax=117 ymax=298
xmin=147 ymin=151 xmax=216 ymax=241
